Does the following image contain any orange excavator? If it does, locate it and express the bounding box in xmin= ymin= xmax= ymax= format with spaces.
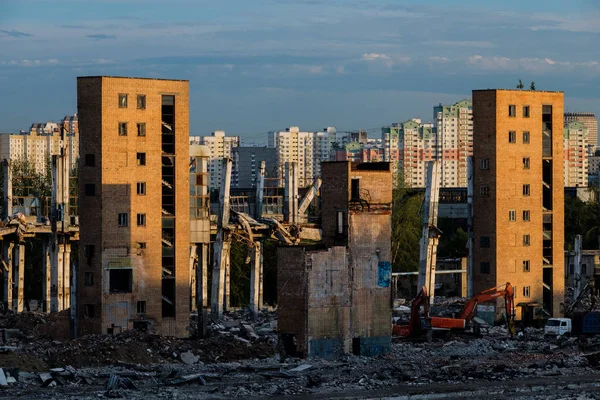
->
xmin=430 ymin=282 xmax=516 ymax=336
xmin=393 ymin=286 xmax=431 ymax=338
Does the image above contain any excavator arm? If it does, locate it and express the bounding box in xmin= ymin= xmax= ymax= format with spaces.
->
xmin=393 ymin=286 xmax=430 ymax=338
xmin=459 ymin=282 xmax=515 ymax=335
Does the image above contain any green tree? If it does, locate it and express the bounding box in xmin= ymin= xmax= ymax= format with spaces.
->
xmin=437 ymin=217 xmax=468 ymax=257
xmin=391 ymin=169 xmax=423 ymax=272
xmin=517 ymin=79 xmax=524 ymax=89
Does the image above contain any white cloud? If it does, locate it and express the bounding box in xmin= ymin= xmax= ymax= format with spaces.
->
xmin=0 ymin=59 xmax=60 ymax=67
xmin=429 ymin=56 xmax=449 ymax=62
xmin=466 ymin=55 xmax=600 ymax=72
xmin=361 ymin=53 xmax=390 ymax=61
xmin=360 ymin=53 xmax=410 ymax=68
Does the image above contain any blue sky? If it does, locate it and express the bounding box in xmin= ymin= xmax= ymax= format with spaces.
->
xmin=0 ymin=0 xmax=599 ymax=143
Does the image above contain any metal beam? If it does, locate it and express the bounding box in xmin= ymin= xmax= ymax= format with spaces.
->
xmin=250 ymin=241 xmax=262 ymax=319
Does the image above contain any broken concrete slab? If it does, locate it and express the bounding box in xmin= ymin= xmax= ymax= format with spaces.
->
xmin=38 ymin=372 xmax=53 ymax=385
xmin=241 ymin=323 xmax=259 ymax=341
xmin=181 ymin=350 xmax=199 ymax=365
xmin=289 ymin=364 xmax=312 ymax=373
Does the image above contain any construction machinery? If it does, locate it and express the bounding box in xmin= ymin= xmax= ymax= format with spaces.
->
xmin=431 ymin=282 xmax=516 ymax=336
xmin=393 ymin=286 xmax=431 ymax=339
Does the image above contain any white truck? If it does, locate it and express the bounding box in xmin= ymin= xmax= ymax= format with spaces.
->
xmin=544 ymin=318 xmax=572 ymax=337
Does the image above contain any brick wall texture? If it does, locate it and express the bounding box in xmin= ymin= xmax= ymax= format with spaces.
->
xmin=473 ymin=89 xmax=564 ymax=318
xmin=77 ymin=76 xmax=190 ymax=337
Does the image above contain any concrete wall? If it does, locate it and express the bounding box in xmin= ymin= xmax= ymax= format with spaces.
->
xmin=278 ymin=161 xmax=392 ymax=358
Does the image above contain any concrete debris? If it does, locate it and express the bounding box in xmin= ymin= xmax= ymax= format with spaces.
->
xmin=0 ymin=368 xmax=7 ymax=386
xmin=289 ymin=364 xmax=312 ymax=372
xmin=181 ymin=350 xmax=199 ymax=365
xmin=4 ymin=309 xmax=600 ymax=398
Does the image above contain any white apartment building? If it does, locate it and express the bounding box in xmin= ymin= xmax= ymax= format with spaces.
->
xmin=194 ymin=131 xmax=240 ymax=190
xmin=0 ymin=115 xmax=79 ymax=174
xmin=433 ymin=100 xmax=473 ymax=187
xmin=268 ymin=126 xmax=336 ymax=186
xmin=564 ymin=121 xmax=588 ymax=187
xmin=382 ymin=100 xmax=473 ymax=188
xmin=565 ymin=112 xmax=597 ymax=155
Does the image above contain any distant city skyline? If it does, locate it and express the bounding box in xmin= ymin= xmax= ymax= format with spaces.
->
xmin=0 ymin=0 xmax=599 ymax=138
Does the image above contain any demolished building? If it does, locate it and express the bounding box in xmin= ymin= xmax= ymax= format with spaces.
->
xmin=278 ymin=161 xmax=392 ymax=358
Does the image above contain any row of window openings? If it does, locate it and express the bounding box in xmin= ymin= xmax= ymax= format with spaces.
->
xmin=119 ymin=122 xmax=146 ymax=137
xmin=480 ymin=157 xmax=530 ymax=170
xmin=481 ymin=260 xmax=531 ymax=272
xmin=84 ymin=153 xmax=146 ymax=167
xmin=480 ymin=184 xmax=530 ymax=197
xmin=508 ymin=131 xmax=530 ymax=144
xmin=119 ymin=94 xmax=146 ymax=110
xmin=480 ymin=234 xmax=530 ymax=247
xmin=117 ymin=212 xmax=146 ymax=227
xmin=84 ymin=301 xmax=146 ymax=318
xmin=508 ymin=105 xmax=531 ymax=118
xmin=84 ymin=182 xmax=146 ymax=197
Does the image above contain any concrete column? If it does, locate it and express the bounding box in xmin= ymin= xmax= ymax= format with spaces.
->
xmin=199 ymin=243 xmax=209 ymax=309
xmin=57 ymin=243 xmax=65 ymax=311
xmin=50 ymin=238 xmax=58 ymax=312
xmin=15 ymin=242 xmax=24 ymax=312
xmin=224 ymin=243 xmax=231 ymax=311
xmin=211 ymin=237 xmax=229 ymax=318
xmin=63 ymin=243 xmax=71 ymax=311
xmin=259 ymin=244 xmax=264 ymax=310
xmin=42 ymin=237 xmax=51 ymax=312
xmin=71 ymin=260 xmax=77 ymax=338
xmin=2 ymin=159 xmax=12 ymax=220
xmin=189 ymin=245 xmax=198 ymax=312
xmin=3 ymin=241 xmax=14 ymax=312
xmin=250 ymin=241 xmax=262 ymax=319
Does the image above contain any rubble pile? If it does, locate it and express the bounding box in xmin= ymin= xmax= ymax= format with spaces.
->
xmin=0 ymin=310 xmax=277 ymax=371
xmin=3 ymin=311 xmax=600 ymax=398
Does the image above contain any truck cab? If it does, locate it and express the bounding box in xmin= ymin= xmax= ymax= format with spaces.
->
xmin=544 ymin=318 xmax=572 ymax=337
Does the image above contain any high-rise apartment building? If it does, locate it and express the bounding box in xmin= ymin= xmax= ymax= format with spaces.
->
xmin=193 ymin=131 xmax=239 ymax=191
xmin=563 ymin=121 xmax=588 ymax=187
xmin=473 ymin=89 xmax=564 ymax=319
xmin=231 ymin=146 xmax=277 ymax=188
xmin=268 ymin=126 xmax=336 ymax=186
xmin=77 ymin=76 xmax=190 ymax=337
xmin=382 ymin=119 xmax=435 ymax=188
xmin=434 ymin=100 xmax=473 ymax=187
xmin=382 ymin=100 xmax=472 ymax=188
xmin=564 ymin=112 xmax=598 ymax=155
xmin=0 ymin=115 xmax=79 ymax=174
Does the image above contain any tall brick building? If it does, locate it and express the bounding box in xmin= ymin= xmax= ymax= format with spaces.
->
xmin=77 ymin=76 xmax=190 ymax=337
xmin=472 ymin=89 xmax=564 ymax=320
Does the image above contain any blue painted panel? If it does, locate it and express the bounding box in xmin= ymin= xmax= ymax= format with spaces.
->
xmin=358 ymin=336 xmax=391 ymax=357
xmin=377 ymin=262 xmax=391 ymax=287
xmin=308 ymin=338 xmax=344 ymax=359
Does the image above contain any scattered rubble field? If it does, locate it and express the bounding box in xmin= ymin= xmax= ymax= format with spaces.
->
xmin=3 ymin=311 xmax=600 ymax=399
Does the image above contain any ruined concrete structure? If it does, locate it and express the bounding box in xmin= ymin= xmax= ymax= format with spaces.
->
xmin=77 ymin=76 xmax=190 ymax=337
xmin=472 ymin=89 xmax=565 ymax=320
xmin=278 ymin=161 xmax=392 ymax=358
